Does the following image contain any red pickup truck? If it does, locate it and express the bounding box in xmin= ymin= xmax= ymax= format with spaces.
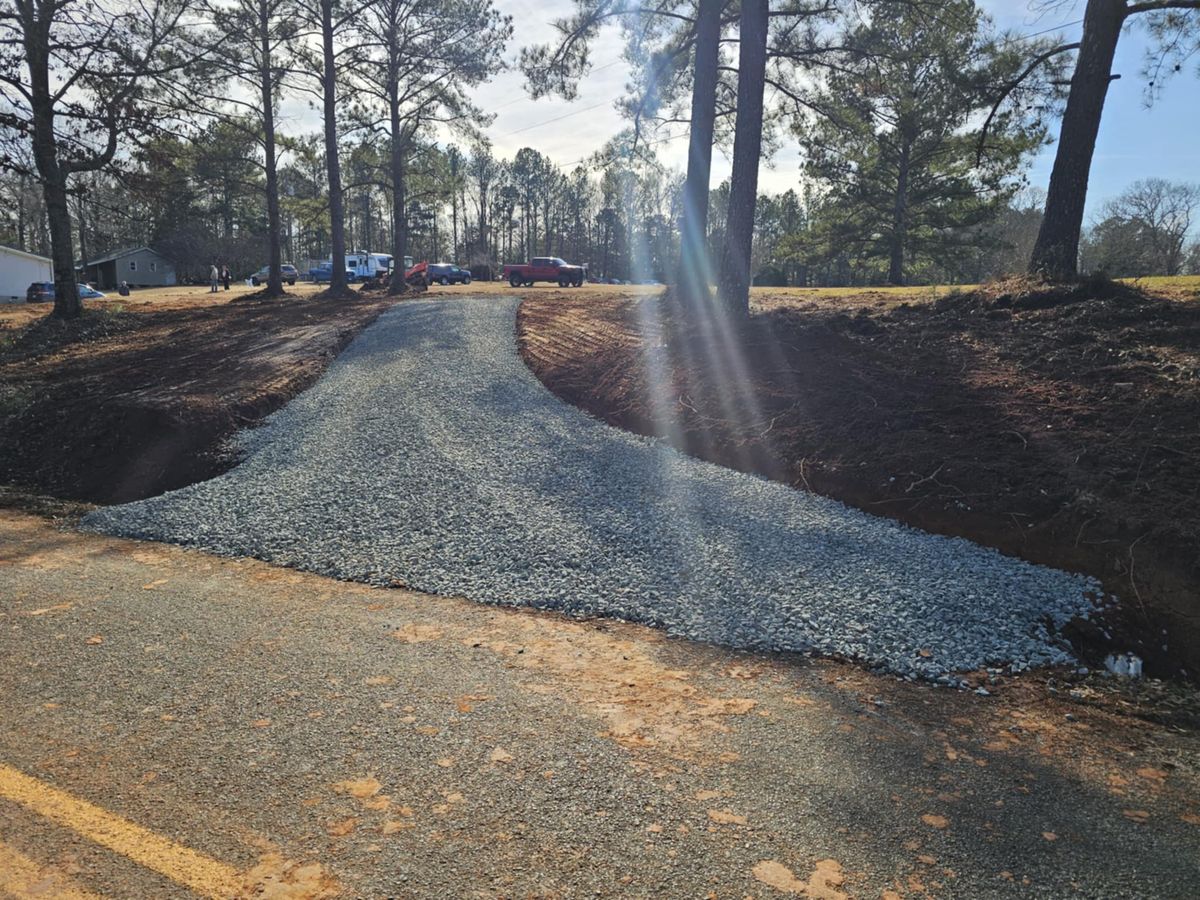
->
xmin=503 ymin=257 xmax=586 ymax=288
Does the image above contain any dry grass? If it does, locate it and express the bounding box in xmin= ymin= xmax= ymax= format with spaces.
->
xmin=4 ymin=273 xmax=1194 ymax=334
xmin=1121 ymin=274 xmax=1200 ymax=295
xmin=0 ymin=282 xmax=325 ymax=331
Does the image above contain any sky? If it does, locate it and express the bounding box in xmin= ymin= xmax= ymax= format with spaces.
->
xmin=458 ymin=0 xmax=1199 ymax=224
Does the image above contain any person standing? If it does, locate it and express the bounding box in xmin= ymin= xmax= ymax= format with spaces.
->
xmin=210 ymin=263 xmax=219 ymax=293
xmin=222 ymin=265 xmax=231 ymax=291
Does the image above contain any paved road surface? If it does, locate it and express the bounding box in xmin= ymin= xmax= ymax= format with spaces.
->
xmin=1 ymin=511 xmax=1197 ymax=897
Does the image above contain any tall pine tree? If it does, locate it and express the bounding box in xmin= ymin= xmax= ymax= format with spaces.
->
xmin=799 ymin=0 xmax=1049 ymax=285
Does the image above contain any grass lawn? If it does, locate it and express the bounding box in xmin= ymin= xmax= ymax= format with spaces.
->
xmin=3 ymin=274 xmax=1195 ymax=337
xmin=1120 ymin=274 xmax=1200 ymax=293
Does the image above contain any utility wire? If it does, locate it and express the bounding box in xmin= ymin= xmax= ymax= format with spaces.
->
xmin=491 ymin=59 xmax=626 ymax=114
xmin=502 ymin=99 xmax=613 ymax=135
xmin=498 ymin=16 xmax=1085 ymax=161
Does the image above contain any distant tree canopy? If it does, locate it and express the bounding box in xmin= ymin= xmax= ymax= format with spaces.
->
xmin=4 ymin=0 xmax=1199 ymax=318
xmin=1080 ymin=178 xmax=1200 ymax=278
xmin=794 ymin=0 xmax=1053 ymax=285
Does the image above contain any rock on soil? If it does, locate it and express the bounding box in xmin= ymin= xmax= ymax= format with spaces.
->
xmin=84 ymin=297 xmax=1100 ymax=680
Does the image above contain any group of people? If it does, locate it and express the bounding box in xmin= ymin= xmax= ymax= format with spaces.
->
xmin=209 ymin=264 xmax=232 ymax=292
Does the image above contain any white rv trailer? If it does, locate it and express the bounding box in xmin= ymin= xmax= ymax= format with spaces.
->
xmin=333 ymin=251 xmax=394 ymax=281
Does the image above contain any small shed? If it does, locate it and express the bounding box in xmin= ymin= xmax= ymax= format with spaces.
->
xmin=0 ymin=244 xmax=52 ymax=301
xmin=82 ymin=247 xmax=176 ymax=290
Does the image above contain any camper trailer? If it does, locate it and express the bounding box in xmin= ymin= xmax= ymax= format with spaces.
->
xmin=336 ymin=251 xmax=395 ymax=282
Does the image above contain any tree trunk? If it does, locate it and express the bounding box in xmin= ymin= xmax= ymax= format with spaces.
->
xmin=463 ymin=183 xmax=472 ymax=260
xmin=259 ymin=0 xmax=284 ymax=296
xmin=676 ymin=0 xmax=721 ymax=300
xmin=716 ymin=0 xmax=768 ymax=316
xmin=24 ymin=11 xmax=82 ymax=319
xmin=888 ymin=140 xmax=911 ymax=286
xmin=388 ymin=87 xmax=408 ymax=295
xmin=76 ymin=194 xmax=89 ymax=273
xmin=1029 ymin=0 xmax=1124 ymax=281
xmin=320 ymin=0 xmax=348 ymax=293
xmin=17 ymin=189 xmax=27 ymax=249
xmin=363 ymin=188 xmax=372 ymax=255
xmin=222 ymin=169 xmax=234 ymax=239
xmin=44 ymin=173 xmax=79 ymax=317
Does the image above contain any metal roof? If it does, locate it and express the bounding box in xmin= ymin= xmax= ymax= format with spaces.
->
xmin=0 ymin=244 xmax=51 ymax=264
xmin=83 ymin=246 xmax=171 ymax=266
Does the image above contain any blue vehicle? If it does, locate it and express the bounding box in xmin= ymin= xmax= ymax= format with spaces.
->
xmin=26 ymin=282 xmax=105 ymax=302
xmin=308 ymin=263 xmax=354 ymax=283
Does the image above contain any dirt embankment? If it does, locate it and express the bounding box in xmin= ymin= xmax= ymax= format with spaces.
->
xmin=518 ymin=281 xmax=1200 ymax=679
xmin=0 ymin=291 xmax=400 ymax=504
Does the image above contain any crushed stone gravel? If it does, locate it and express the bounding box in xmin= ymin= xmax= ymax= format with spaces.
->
xmin=84 ymin=297 xmax=1100 ymax=680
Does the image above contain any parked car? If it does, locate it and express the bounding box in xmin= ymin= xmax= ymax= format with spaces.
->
xmin=307 ymin=262 xmax=355 ymax=283
xmin=26 ymin=282 xmax=105 ymax=302
xmin=26 ymin=282 xmax=53 ymax=302
xmin=427 ymin=263 xmax=472 ymax=285
xmin=502 ymin=257 xmax=586 ymax=288
xmin=249 ymin=264 xmax=298 ymax=286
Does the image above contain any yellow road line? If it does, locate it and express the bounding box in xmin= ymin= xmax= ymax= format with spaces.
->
xmin=0 ymin=764 xmax=242 ymax=899
xmin=0 ymin=838 xmax=105 ymax=899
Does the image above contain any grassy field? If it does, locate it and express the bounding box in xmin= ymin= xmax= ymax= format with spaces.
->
xmin=1120 ymin=274 xmax=1200 ymax=292
xmin=3 ymin=272 xmax=1196 ymax=334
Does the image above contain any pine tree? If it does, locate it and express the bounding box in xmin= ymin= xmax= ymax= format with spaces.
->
xmin=798 ymin=0 xmax=1047 ymax=286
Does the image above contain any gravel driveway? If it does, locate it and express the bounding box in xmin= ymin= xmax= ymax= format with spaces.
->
xmin=85 ymin=296 xmax=1099 ymax=680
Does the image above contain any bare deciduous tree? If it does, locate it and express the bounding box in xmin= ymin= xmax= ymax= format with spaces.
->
xmin=0 ymin=0 xmax=202 ymax=318
xmin=1083 ymin=177 xmax=1200 ymax=276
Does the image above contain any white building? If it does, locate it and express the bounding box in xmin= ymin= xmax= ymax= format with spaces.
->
xmin=0 ymin=244 xmax=52 ymax=302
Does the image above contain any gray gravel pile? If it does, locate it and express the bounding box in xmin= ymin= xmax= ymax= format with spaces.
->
xmin=85 ymin=297 xmax=1099 ymax=681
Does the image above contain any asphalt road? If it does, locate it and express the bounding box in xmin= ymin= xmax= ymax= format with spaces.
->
xmin=2 ymin=510 xmax=1198 ymax=898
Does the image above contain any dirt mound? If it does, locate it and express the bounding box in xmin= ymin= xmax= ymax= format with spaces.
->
xmin=1 ymin=308 xmax=141 ymax=363
xmin=358 ymin=279 xmax=428 ymax=296
xmin=967 ymin=273 xmax=1147 ymax=311
xmin=519 ymin=283 xmax=1200 ymax=680
xmin=228 ymin=287 xmax=304 ymax=304
xmin=311 ymin=285 xmax=361 ymax=302
xmin=1 ymin=292 xmax=398 ymax=505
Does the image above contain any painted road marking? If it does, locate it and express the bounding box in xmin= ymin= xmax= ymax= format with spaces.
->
xmin=0 ymin=764 xmax=242 ymax=899
xmin=0 ymin=838 xmax=104 ymax=899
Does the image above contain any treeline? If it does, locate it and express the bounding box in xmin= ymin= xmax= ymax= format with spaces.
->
xmin=5 ymin=142 xmax=1195 ymax=289
xmin=2 ymin=0 xmax=1197 ymax=319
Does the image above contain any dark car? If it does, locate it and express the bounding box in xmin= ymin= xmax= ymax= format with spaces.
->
xmin=308 ymin=263 xmax=355 ymax=283
xmin=25 ymin=282 xmax=104 ymax=302
xmin=250 ymin=264 xmax=299 ymax=286
xmin=27 ymin=282 xmax=54 ymax=302
xmin=427 ymin=263 xmax=472 ymax=285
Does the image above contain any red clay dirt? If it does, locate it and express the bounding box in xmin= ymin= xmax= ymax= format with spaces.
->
xmin=517 ymin=280 xmax=1200 ymax=680
xmin=0 ymin=290 xmax=401 ymax=504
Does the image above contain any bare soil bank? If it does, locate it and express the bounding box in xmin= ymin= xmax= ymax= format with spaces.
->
xmin=518 ymin=280 xmax=1200 ymax=679
xmin=0 ymin=290 xmax=400 ymax=504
